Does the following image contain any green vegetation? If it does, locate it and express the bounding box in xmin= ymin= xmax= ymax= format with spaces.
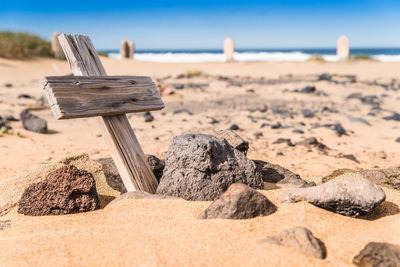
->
xmin=97 ymin=51 xmax=109 ymax=57
xmin=0 ymin=31 xmax=52 ymax=59
xmin=0 ymin=126 xmax=8 ymax=134
xmin=307 ymin=54 xmax=325 ymax=62
xmin=350 ymin=54 xmax=374 ymax=60
xmin=185 ymin=69 xmax=204 ymax=78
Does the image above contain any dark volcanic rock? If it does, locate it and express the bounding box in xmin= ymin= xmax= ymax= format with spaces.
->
xmin=261 ymin=227 xmax=327 ymax=259
xmin=214 ymin=129 xmax=249 ymax=155
xmin=318 ymin=73 xmax=331 ymax=81
xmin=281 ymin=175 xmax=386 ymax=217
xmin=20 ymin=110 xmax=47 ymax=133
xmin=146 ymin=154 xmax=165 ymax=183
xmin=18 ymin=165 xmax=100 ymax=216
xmin=272 ymin=138 xmax=295 ymax=147
xmin=199 ymin=183 xmax=275 ymax=219
xmin=300 ymin=86 xmax=316 ymax=94
xmin=4 ymin=115 xmax=19 ymax=122
xmin=301 ymin=109 xmax=315 ymax=118
xmin=396 ymin=137 xmax=400 ymax=143
xmin=353 ymin=242 xmax=400 ymax=267
xmin=143 ymin=111 xmax=154 ymax=122
xmin=229 ymin=124 xmax=240 ymax=130
xmin=253 ymin=160 xmax=314 ymax=188
xmin=17 ymin=94 xmax=34 ymax=99
xmin=384 ymin=112 xmax=400 ymax=121
xmin=297 ymin=137 xmax=328 ymax=151
xmin=156 ymin=134 xmax=263 ymax=201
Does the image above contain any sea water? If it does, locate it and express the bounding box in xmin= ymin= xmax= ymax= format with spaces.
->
xmin=103 ymin=48 xmax=400 ymax=62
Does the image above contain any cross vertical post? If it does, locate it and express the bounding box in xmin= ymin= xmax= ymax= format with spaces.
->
xmin=56 ymin=34 xmax=159 ymax=193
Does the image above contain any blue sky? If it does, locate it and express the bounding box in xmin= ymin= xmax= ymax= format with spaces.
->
xmin=1 ymin=0 xmax=399 ymax=49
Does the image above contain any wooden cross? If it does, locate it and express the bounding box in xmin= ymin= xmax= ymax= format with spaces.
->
xmin=40 ymin=34 xmax=164 ymax=193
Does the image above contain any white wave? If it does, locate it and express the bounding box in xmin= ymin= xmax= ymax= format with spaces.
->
xmin=372 ymin=54 xmax=400 ymax=62
xmin=107 ymin=51 xmax=400 ymax=62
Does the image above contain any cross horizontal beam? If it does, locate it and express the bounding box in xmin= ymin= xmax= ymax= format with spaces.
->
xmin=41 ymin=76 xmax=164 ymax=119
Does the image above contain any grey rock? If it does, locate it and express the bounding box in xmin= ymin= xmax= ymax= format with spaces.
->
xmin=353 ymin=242 xmax=400 ymax=267
xmin=297 ymin=137 xmax=328 ymax=151
xmin=350 ymin=117 xmax=371 ymax=126
xmin=253 ymin=160 xmax=314 ymax=188
xmin=281 ymin=174 xmax=386 ymax=217
xmin=156 ymin=134 xmax=263 ymax=201
xmin=199 ymin=183 xmax=275 ymax=219
xmin=144 ymin=111 xmax=154 ymax=122
xmin=396 ymin=137 xmax=400 ymax=143
xmin=261 ymin=227 xmax=326 ymax=259
xmin=229 ymin=124 xmax=239 ymax=130
xmin=360 ymin=167 xmax=400 ymax=190
xmin=300 ymin=86 xmax=316 ymax=94
xmin=20 ymin=110 xmax=47 ymax=133
xmin=384 ymin=112 xmax=400 ymax=121
xmin=272 ymin=138 xmax=295 ymax=147
xmin=301 ymin=109 xmax=315 ymax=118
xmin=214 ymin=129 xmax=249 ymax=155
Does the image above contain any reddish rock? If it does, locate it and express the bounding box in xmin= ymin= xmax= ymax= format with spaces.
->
xmin=18 ymin=165 xmax=100 ymax=216
xmin=199 ymin=183 xmax=275 ymax=219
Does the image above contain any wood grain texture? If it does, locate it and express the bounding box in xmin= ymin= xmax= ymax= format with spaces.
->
xmin=41 ymin=75 xmax=164 ymax=119
xmin=56 ymin=33 xmax=159 ymax=193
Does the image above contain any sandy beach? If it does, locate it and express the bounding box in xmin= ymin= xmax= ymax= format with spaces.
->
xmin=1 ymin=57 xmax=400 ymax=266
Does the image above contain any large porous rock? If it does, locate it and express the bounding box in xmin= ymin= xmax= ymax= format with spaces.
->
xmin=253 ymin=160 xmax=315 ymax=188
xmin=156 ymin=134 xmax=263 ymax=201
xmin=261 ymin=227 xmax=326 ymax=259
xmin=281 ymin=173 xmax=386 ymax=217
xmin=353 ymin=242 xmax=400 ymax=267
xmin=18 ymin=165 xmax=100 ymax=216
xmin=0 ymin=154 xmax=120 ymax=216
xmin=214 ymin=129 xmax=249 ymax=155
xmin=199 ymin=183 xmax=275 ymax=219
xmin=20 ymin=110 xmax=47 ymax=133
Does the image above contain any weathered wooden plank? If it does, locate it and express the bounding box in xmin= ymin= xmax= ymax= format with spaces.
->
xmin=41 ymin=75 xmax=164 ymax=119
xmin=57 ymin=33 xmax=159 ymax=193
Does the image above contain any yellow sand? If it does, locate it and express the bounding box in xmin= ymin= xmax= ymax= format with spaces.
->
xmin=1 ymin=58 xmax=400 ymax=266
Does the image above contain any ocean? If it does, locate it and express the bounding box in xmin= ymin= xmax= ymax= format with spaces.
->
xmin=102 ymin=48 xmax=400 ymax=62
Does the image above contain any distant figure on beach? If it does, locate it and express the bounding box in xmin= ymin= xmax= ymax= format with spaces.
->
xmin=224 ymin=38 xmax=235 ymax=62
xmin=337 ymin=35 xmax=349 ymax=61
xmin=120 ymin=40 xmax=135 ymax=59
xmin=51 ymin=32 xmax=65 ymax=59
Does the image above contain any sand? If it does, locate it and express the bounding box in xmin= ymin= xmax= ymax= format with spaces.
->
xmin=0 ymin=57 xmax=400 ymax=266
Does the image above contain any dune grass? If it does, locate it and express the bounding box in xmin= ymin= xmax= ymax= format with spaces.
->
xmin=351 ymin=54 xmax=374 ymax=60
xmin=307 ymin=54 xmax=325 ymax=62
xmin=185 ymin=69 xmax=204 ymax=77
xmin=0 ymin=31 xmax=52 ymax=59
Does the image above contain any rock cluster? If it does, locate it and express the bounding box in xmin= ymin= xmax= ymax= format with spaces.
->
xmin=156 ymin=134 xmax=263 ymax=201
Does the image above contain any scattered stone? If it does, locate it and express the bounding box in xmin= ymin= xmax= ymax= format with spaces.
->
xmin=229 ymin=124 xmax=240 ymax=130
xmin=362 ymin=95 xmax=380 ymax=106
xmin=396 ymin=137 xmax=400 ymax=143
xmin=172 ymin=84 xmax=185 ymax=90
xmin=320 ymin=123 xmax=348 ymax=136
xmin=214 ymin=129 xmax=249 ymax=155
xmin=253 ymin=160 xmax=314 ymax=188
xmin=146 ymin=155 xmax=165 ymax=183
xmin=353 ymin=242 xmax=400 ymax=267
xmin=271 ymin=122 xmax=283 ymax=129
xmin=350 ymin=117 xmax=371 ymax=126
xmin=318 ymin=73 xmax=331 ymax=81
xmin=0 ymin=220 xmax=11 ymax=230
xmin=261 ymin=227 xmax=326 ymax=259
xmin=143 ymin=111 xmax=154 ymax=122
xmin=272 ymin=138 xmax=295 ymax=147
xmin=4 ymin=83 xmax=13 ymax=88
xmin=301 ymin=109 xmax=315 ymax=118
xmin=292 ymin=129 xmax=304 ymax=134
xmin=156 ymin=134 xmax=263 ymax=201
xmin=297 ymin=137 xmax=328 ymax=151
xmin=383 ymin=113 xmax=400 ymax=121
xmin=281 ymin=174 xmax=386 ymax=217
xmin=300 ymin=86 xmax=316 ymax=94
xmin=254 ymin=132 xmax=263 ymax=139
xmin=18 ymin=165 xmax=100 ymax=216
xmin=4 ymin=115 xmax=19 ymax=122
xmin=17 ymin=94 xmax=34 ymax=99
xmin=337 ymin=153 xmax=360 ymax=163
xmin=347 ymin=92 xmax=363 ymax=100
xmin=20 ymin=110 xmax=47 ymax=133
xmin=173 ymin=108 xmax=193 ymax=115
xmin=199 ymin=183 xmax=275 ymax=219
